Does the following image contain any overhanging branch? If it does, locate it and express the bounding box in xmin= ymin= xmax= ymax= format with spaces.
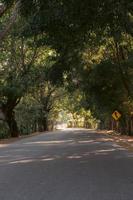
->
xmin=0 ymin=0 xmax=21 ymax=42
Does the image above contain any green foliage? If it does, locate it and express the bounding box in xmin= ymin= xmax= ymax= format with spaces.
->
xmin=0 ymin=0 xmax=133 ymax=138
xmin=0 ymin=122 xmax=10 ymax=139
xmin=89 ymin=61 xmax=125 ymax=111
xmin=15 ymin=96 xmax=41 ymax=134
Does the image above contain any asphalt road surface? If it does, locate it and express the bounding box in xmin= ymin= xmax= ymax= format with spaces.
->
xmin=0 ymin=128 xmax=133 ymax=200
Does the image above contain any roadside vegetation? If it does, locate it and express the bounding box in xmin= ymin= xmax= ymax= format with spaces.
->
xmin=0 ymin=0 xmax=133 ymax=138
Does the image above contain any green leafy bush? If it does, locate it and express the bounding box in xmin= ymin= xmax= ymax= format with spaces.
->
xmin=0 ymin=122 xmax=10 ymax=139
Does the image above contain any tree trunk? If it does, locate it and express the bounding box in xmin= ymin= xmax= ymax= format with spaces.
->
xmin=127 ymin=116 xmax=133 ymax=136
xmin=6 ymin=111 xmax=19 ymax=137
xmin=43 ymin=116 xmax=48 ymax=131
xmin=120 ymin=116 xmax=127 ymax=135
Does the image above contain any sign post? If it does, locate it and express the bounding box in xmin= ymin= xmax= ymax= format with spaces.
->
xmin=112 ymin=111 xmax=122 ymax=132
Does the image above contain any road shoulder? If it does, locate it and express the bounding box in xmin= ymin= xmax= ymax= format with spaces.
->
xmin=97 ymin=130 xmax=133 ymax=152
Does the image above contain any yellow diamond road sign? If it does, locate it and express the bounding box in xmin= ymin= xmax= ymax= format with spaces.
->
xmin=112 ymin=111 xmax=121 ymax=121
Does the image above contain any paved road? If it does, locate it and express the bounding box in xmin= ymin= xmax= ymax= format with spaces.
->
xmin=0 ymin=129 xmax=133 ymax=200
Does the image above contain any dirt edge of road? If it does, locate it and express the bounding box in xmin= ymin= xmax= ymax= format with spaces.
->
xmin=0 ymin=131 xmax=48 ymax=145
xmin=97 ymin=130 xmax=133 ymax=152
xmin=0 ymin=129 xmax=62 ymax=145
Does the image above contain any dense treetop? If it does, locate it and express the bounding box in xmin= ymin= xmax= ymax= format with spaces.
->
xmin=0 ymin=0 xmax=133 ymax=137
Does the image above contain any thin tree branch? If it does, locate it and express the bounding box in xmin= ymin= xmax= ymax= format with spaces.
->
xmin=0 ymin=0 xmax=21 ymax=41
xmin=0 ymin=3 xmax=7 ymax=17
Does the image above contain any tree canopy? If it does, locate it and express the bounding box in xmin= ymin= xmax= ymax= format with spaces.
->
xmin=0 ymin=0 xmax=133 ymax=137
